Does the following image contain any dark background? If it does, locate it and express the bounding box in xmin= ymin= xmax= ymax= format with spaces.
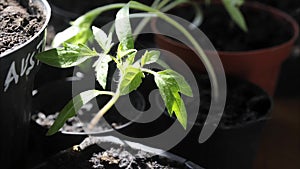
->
xmin=250 ymin=0 xmax=300 ymax=169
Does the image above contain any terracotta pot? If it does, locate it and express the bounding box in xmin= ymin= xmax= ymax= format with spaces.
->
xmin=152 ymin=2 xmax=299 ymax=95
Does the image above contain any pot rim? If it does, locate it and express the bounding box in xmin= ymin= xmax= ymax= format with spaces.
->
xmin=34 ymin=136 xmax=204 ymax=169
xmin=32 ymin=77 xmax=146 ymax=136
xmin=190 ymin=75 xmax=273 ymax=130
xmin=151 ymin=1 xmax=299 ymax=55
xmin=0 ymin=0 xmax=51 ymax=58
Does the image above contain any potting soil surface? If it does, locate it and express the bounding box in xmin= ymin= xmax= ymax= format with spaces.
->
xmin=0 ymin=0 xmax=45 ymax=54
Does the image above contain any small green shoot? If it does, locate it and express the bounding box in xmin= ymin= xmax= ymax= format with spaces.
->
xmin=36 ymin=0 xmax=246 ymax=135
xmin=37 ymin=2 xmax=193 ymax=135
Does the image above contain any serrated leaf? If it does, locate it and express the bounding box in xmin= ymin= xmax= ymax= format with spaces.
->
xmin=93 ymin=54 xmax=112 ymax=89
xmin=36 ymin=43 xmax=98 ymax=68
xmin=116 ymin=4 xmax=134 ymax=51
xmin=154 ymin=69 xmax=193 ymax=129
xmin=158 ymin=69 xmax=193 ymax=97
xmin=141 ymin=50 xmax=160 ymax=67
xmin=172 ymin=91 xmax=188 ymax=129
xmin=222 ymin=0 xmax=248 ymax=32
xmin=154 ymin=76 xmax=174 ymax=113
xmin=119 ymin=66 xmax=144 ymax=95
xmin=47 ymin=90 xmax=103 ymax=135
xmin=92 ymin=26 xmax=114 ymax=54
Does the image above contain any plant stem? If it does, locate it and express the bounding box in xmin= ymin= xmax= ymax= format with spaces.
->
xmin=77 ymin=1 xmax=220 ymax=129
xmin=133 ymin=0 xmax=183 ymax=39
xmin=141 ymin=68 xmax=158 ymax=76
xmin=73 ymin=3 xmax=126 ymax=26
xmin=161 ymin=0 xmax=186 ymax=12
xmin=129 ymin=1 xmax=219 ymax=98
xmin=88 ymin=91 xmax=120 ymax=130
xmin=157 ymin=0 xmax=170 ymax=9
xmin=96 ymin=91 xmax=116 ymax=96
xmin=152 ymin=0 xmax=161 ymax=8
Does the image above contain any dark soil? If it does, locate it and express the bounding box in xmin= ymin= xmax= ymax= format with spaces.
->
xmin=31 ymin=103 xmax=131 ymax=134
xmin=34 ymin=144 xmax=191 ymax=169
xmin=32 ymin=112 xmax=114 ymax=133
xmin=0 ymin=0 xmax=45 ymax=54
xmin=89 ymin=147 xmax=180 ymax=169
xmin=168 ymin=3 xmax=293 ymax=51
xmin=31 ymin=78 xmax=146 ymax=134
xmin=201 ymin=4 xmax=293 ymax=51
xmin=195 ymin=75 xmax=271 ymax=128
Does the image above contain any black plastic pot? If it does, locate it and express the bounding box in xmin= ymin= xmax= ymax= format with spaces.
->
xmin=32 ymin=136 xmax=204 ymax=169
xmin=0 ymin=0 xmax=51 ymax=169
xmin=29 ymin=77 xmax=146 ymax=161
xmin=169 ymin=75 xmax=272 ymax=169
xmin=125 ymin=74 xmax=271 ymax=169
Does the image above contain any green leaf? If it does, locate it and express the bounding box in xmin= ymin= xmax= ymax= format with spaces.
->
xmin=52 ymin=26 xmax=93 ymax=48
xmin=92 ymin=26 xmax=114 ymax=54
xmin=115 ymin=4 xmax=134 ymax=51
xmin=154 ymin=69 xmax=193 ymax=129
xmin=52 ymin=26 xmax=80 ymax=48
xmin=65 ymin=27 xmax=93 ymax=45
xmin=126 ymin=51 xmax=137 ymax=65
xmin=141 ymin=50 xmax=160 ymax=67
xmin=156 ymin=59 xmax=170 ymax=69
xmin=47 ymin=90 xmax=103 ymax=135
xmin=117 ymin=47 xmax=137 ymax=60
xmin=172 ymin=91 xmax=188 ymax=130
xmin=119 ymin=66 xmax=144 ymax=95
xmin=36 ymin=43 xmax=98 ymax=68
xmin=158 ymin=69 xmax=193 ymax=97
xmin=93 ymin=54 xmax=112 ymax=89
xmin=51 ymin=10 xmax=98 ymax=47
xmin=222 ymin=0 xmax=248 ymax=32
xmin=231 ymin=0 xmax=245 ymax=6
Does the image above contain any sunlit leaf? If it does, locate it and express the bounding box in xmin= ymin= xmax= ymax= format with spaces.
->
xmin=141 ymin=50 xmax=160 ymax=67
xmin=116 ymin=4 xmax=134 ymax=50
xmin=154 ymin=69 xmax=193 ymax=129
xmin=92 ymin=26 xmax=114 ymax=54
xmin=93 ymin=54 xmax=112 ymax=89
xmin=119 ymin=66 xmax=144 ymax=95
xmin=36 ymin=43 xmax=98 ymax=68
